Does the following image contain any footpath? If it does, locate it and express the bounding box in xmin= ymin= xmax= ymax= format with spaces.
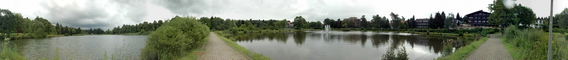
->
xmin=466 ymin=34 xmax=512 ymax=60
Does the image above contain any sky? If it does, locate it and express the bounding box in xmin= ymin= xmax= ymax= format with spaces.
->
xmin=0 ymin=0 xmax=566 ymax=29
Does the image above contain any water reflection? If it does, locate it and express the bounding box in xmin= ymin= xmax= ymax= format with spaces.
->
xmin=232 ymin=31 xmax=468 ymax=60
xmin=8 ymin=35 xmax=147 ymax=59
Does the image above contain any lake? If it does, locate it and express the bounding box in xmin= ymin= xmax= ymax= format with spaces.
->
xmin=7 ymin=35 xmax=147 ymax=60
xmin=231 ymin=31 xmax=465 ymax=60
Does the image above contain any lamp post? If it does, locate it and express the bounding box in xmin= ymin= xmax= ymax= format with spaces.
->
xmin=548 ymin=0 xmax=553 ymax=60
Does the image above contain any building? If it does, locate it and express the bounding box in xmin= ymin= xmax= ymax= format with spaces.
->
xmin=343 ymin=17 xmax=361 ymax=28
xmin=415 ymin=18 xmax=429 ymax=28
xmin=530 ymin=17 xmax=547 ymax=28
xmin=464 ymin=10 xmax=491 ymax=26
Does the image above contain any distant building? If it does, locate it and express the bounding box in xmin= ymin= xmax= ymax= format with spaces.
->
xmin=343 ymin=17 xmax=361 ymax=28
xmin=530 ymin=17 xmax=546 ymax=28
xmin=287 ymin=21 xmax=293 ymax=28
xmin=415 ymin=18 xmax=429 ymax=28
xmin=464 ymin=10 xmax=491 ymax=26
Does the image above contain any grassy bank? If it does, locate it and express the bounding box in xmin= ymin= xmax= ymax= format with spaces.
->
xmin=214 ymin=32 xmax=271 ymax=60
xmin=502 ymin=33 xmax=568 ymax=60
xmin=437 ymin=37 xmax=488 ymax=60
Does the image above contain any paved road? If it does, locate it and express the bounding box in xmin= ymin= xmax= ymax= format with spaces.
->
xmin=466 ymin=34 xmax=512 ymax=60
xmin=198 ymin=32 xmax=248 ymax=60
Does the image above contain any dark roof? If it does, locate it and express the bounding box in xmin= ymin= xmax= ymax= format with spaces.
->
xmin=465 ymin=10 xmax=491 ymax=16
xmin=415 ymin=18 xmax=429 ymax=21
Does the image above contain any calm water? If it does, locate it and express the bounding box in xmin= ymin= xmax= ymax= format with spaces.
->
xmin=8 ymin=35 xmax=147 ymax=59
xmin=232 ymin=31 xmax=462 ymax=60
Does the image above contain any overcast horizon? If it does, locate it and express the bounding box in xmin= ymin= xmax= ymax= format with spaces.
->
xmin=0 ymin=0 xmax=567 ymax=29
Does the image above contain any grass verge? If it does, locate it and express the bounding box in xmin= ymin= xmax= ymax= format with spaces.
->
xmin=214 ymin=32 xmax=271 ymax=60
xmin=437 ymin=37 xmax=488 ymax=60
xmin=501 ymin=38 xmax=522 ymax=60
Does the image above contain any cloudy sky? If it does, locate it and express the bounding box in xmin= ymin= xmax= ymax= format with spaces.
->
xmin=0 ymin=0 xmax=566 ymax=29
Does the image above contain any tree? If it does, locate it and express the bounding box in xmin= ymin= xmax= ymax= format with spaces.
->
xmin=513 ymin=4 xmax=536 ymax=28
xmin=342 ymin=20 xmax=356 ymax=28
xmin=489 ymin=0 xmax=519 ymax=34
xmin=0 ymin=9 xmax=19 ymax=37
xmin=293 ymin=16 xmax=308 ymax=29
xmin=141 ymin=16 xmax=210 ymax=59
xmin=360 ymin=15 xmax=369 ymax=28
xmin=557 ymin=8 xmax=568 ymax=29
xmin=381 ymin=16 xmax=391 ymax=29
xmin=407 ymin=15 xmax=416 ymax=28
xmin=429 ymin=14 xmax=435 ymax=29
xmin=456 ymin=13 xmax=462 ymax=26
xmin=371 ymin=15 xmax=381 ymax=28
xmin=444 ymin=13 xmax=456 ymax=29
xmin=390 ymin=12 xmax=401 ymax=29
xmin=309 ymin=21 xmax=323 ymax=29
xmin=273 ymin=19 xmax=287 ymax=30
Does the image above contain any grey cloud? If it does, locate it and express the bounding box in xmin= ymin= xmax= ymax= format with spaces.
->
xmin=40 ymin=0 xmax=146 ymax=29
xmin=153 ymin=0 xmax=208 ymax=15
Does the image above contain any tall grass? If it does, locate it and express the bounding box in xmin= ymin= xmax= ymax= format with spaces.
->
xmin=0 ymin=41 xmax=26 ymax=60
xmin=502 ymin=26 xmax=568 ymax=60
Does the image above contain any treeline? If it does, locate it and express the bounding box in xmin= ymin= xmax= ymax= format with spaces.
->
xmin=320 ymin=12 xmax=457 ymax=30
xmin=0 ymin=9 xmax=107 ymax=39
xmin=107 ymin=20 xmax=164 ymax=34
xmin=197 ymin=16 xmax=289 ymax=33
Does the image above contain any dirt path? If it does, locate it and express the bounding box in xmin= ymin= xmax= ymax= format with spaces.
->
xmin=197 ymin=32 xmax=248 ymax=60
xmin=466 ymin=34 xmax=512 ymax=60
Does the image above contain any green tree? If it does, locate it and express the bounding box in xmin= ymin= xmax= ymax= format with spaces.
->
xmin=371 ymin=15 xmax=381 ymax=28
xmin=381 ymin=16 xmax=391 ymax=29
xmin=141 ymin=16 xmax=210 ymax=59
xmin=513 ymin=4 xmax=536 ymax=28
xmin=309 ymin=21 xmax=323 ymax=29
xmin=360 ymin=15 xmax=369 ymax=28
xmin=558 ymin=8 xmax=568 ymax=29
xmin=444 ymin=13 xmax=456 ymax=29
xmin=293 ymin=16 xmax=308 ymax=29
xmin=488 ymin=0 xmax=519 ymax=34
xmin=273 ymin=19 xmax=287 ymax=30
xmin=342 ymin=20 xmax=356 ymax=28
xmin=0 ymin=9 xmax=19 ymax=37
xmin=390 ymin=12 xmax=401 ymax=29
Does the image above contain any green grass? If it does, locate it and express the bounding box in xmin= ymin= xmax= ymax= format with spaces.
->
xmin=501 ymin=38 xmax=522 ymax=60
xmin=437 ymin=37 xmax=488 ymax=60
xmin=214 ymin=32 xmax=271 ymax=60
xmin=502 ymin=33 xmax=568 ymax=60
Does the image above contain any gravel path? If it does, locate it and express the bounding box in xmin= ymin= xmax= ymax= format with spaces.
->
xmin=466 ymin=34 xmax=512 ymax=60
xmin=198 ymin=32 xmax=248 ymax=60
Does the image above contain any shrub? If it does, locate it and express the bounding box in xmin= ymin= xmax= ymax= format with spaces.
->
xmin=141 ymin=16 xmax=210 ymax=59
xmin=382 ymin=47 xmax=409 ymax=60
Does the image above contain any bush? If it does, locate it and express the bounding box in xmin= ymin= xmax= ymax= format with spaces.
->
xmin=141 ymin=16 xmax=210 ymax=59
xmin=382 ymin=47 xmax=408 ymax=60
